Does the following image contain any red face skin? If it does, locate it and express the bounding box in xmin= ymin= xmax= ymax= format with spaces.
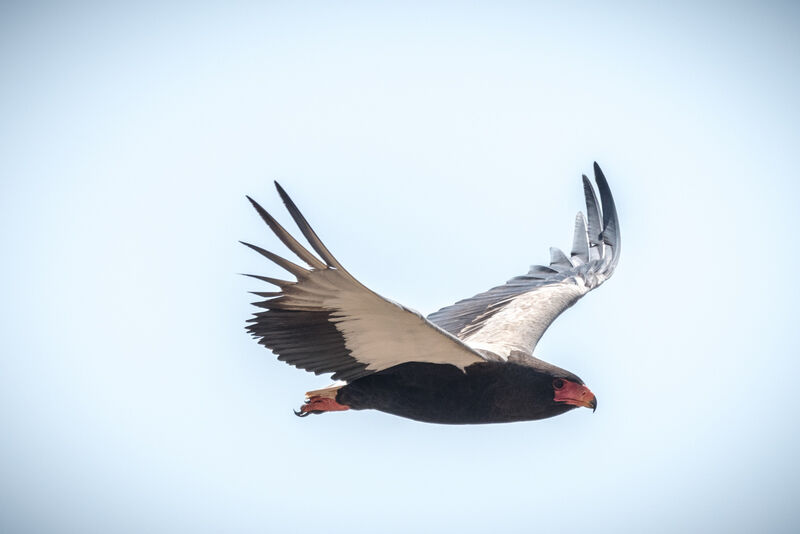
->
xmin=553 ymin=379 xmax=597 ymax=411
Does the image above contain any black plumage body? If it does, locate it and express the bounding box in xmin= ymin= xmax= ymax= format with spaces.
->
xmin=337 ymin=361 xmax=577 ymax=424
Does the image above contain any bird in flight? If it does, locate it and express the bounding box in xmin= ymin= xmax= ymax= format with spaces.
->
xmin=242 ymin=162 xmax=620 ymax=424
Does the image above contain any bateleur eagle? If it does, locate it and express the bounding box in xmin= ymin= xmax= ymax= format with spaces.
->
xmin=242 ymin=162 xmax=619 ymax=424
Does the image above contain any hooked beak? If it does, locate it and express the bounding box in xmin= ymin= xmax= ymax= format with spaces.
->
xmin=554 ymin=382 xmax=597 ymax=412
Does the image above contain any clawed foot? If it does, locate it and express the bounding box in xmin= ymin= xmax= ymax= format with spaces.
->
xmin=294 ymin=395 xmax=350 ymax=417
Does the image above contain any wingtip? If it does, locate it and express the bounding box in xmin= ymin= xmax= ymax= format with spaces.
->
xmin=239 ymin=240 xmax=260 ymax=253
xmin=274 ymin=180 xmax=288 ymax=198
xmin=593 ymin=162 xmax=609 ymax=188
xmin=591 ymin=164 xmax=613 ymax=204
xmin=273 ymin=181 xmax=297 ymax=211
xmin=593 ymin=162 xmax=606 ymax=182
xmin=239 ymin=240 xmax=267 ymax=255
xmin=248 ymin=193 xmax=270 ymax=212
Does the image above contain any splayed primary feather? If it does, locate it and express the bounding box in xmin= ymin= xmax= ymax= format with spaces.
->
xmin=427 ymin=163 xmax=620 ymax=360
xmin=243 ymin=185 xmax=487 ymax=382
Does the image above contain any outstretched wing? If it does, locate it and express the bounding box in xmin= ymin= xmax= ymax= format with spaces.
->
xmin=427 ymin=162 xmax=620 ymax=360
xmin=243 ymin=183 xmax=487 ymax=382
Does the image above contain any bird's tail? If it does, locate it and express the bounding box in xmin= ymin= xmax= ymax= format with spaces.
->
xmin=295 ymin=384 xmax=350 ymax=417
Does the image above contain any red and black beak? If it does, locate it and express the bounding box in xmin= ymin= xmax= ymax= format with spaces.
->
xmin=554 ymin=381 xmax=597 ymax=412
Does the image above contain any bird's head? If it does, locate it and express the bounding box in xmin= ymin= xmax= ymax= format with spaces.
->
xmin=510 ymin=354 xmax=598 ymax=413
xmin=552 ymin=376 xmax=597 ymax=412
xmin=506 ymin=355 xmax=598 ymax=419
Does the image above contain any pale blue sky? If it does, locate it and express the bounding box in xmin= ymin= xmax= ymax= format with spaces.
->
xmin=2 ymin=2 xmax=799 ymax=533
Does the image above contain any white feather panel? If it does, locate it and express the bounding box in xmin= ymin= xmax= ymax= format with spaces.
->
xmin=462 ymin=280 xmax=589 ymax=359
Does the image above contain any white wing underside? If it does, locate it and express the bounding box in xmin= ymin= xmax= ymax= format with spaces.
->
xmin=300 ymin=270 xmax=486 ymax=372
xmin=427 ymin=163 xmax=620 ymax=361
xmin=461 ymin=280 xmax=590 ymax=359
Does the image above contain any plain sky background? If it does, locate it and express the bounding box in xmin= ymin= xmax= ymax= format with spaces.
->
xmin=2 ymin=2 xmax=799 ymax=533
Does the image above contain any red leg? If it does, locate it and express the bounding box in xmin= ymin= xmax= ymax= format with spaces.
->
xmin=295 ymin=395 xmax=350 ymax=417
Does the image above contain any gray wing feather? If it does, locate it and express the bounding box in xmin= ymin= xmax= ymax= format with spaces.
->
xmin=549 ymin=247 xmax=572 ymax=271
xmin=582 ymin=174 xmax=603 ymax=245
xmin=427 ymin=163 xmax=620 ymax=358
xmin=570 ymin=212 xmax=589 ymax=263
xmin=593 ymin=162 xmax=621 ymax=268
xmin=582 ymin=174 xmax=604 ymax=262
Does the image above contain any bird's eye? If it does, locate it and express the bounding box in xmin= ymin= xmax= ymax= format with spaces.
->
xmin=553 ymin=378 xmax=565 ymax=390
